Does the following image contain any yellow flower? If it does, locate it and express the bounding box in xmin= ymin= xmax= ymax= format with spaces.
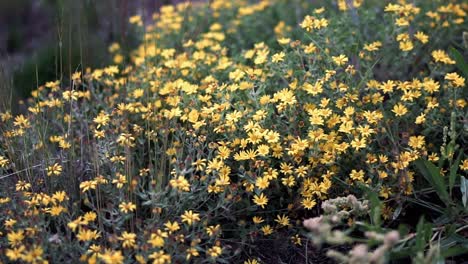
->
xmin=302 ymin=198 xmax=316 ymax=209
xmin=52 ymin=190 xmax=68 ymax=203
xmin=363 ymin=41 xmax=382 ymax=51
xmin=119 ymin=231 xmax=137 ymax=248
xmin=80 ymin=180 xmax=98 ymax=192
xmin=408 ymin=136 xmax=425 ymax=149
xmin=277 ymin=37 xmax=291 ymax=45
xmin=164 ymin=221 xmax=181 ymax=233
xmin=291 ymin=234 xmax=302 ymax=245
xmin=170 ymin=176 xmax=191 ymax=192
xmin=255 ymin=176 xmax=270 ymax=190
xmin=129 ymin=15 xmax=142 ymax=25
xmin=428 ymin=153 xmax=439 ymax=162
xmin=4 ymin=219 xmax=17 ymax=228
xmin=415 ymin=113 xmax=426 ymax=124
xmin=132 ymin=88 xmax=145 ymax=99
xmin=192 ymin=159 xmax=206 ymax=171
xmin=119 ymin=202 xmax=136 ymax=213
xmin=181 ymin=210 xmax=200 ymax=226
xmin=148 ymin=250 xmax=171 ymax=264
xmin=83 ymin=212 xmax=97 ymax=222
xmin=378 ymin=170 xmax=388 ymax=179
xmin=380 ymin=80 xmax=395 ymax=94
xmin=207 ymin=245 xmax=223 ymax=258
xmin=48 ymin=205 xmax=66 ymax=216
xmin=112 ymin=173 xmax=127 ymax=189
xmin=77 ymin=229 xmax=100 ymax=242
xmin=303 ymin=43 xmax=317 ymax=54
xmin=206 ymin=225 xmax=221 ymax=236
xmin=351 ymin=137 xmax=367 ymax=151
xmin=431 ymin=50 xmax=455 ymax=64
xmin=271 ymin=52 xmax=285 ymax=63
xmin=380 ymin=186 xmax=392 ymax=199
xmin=47 ymin=163 xmax=62 ymax=177
xmin=399 ymin=41 xmax=413 ymax=51
xmin=460 ymin=159 xmax=468 ymax=171
xmin=350 ymin=169 xmax=365 ymax=182
xmin=281 ymin=176 xmax=296 ymax=187
xmin=252 ymin=216 xmax=264 ymax=224
xmin=93 ymin=112 xmax=110 ymax=129
xmin=99 ymin=250 xmax=124 ymax=264
xmin=332 ymin=54 xmax=348 ymax=66
xmin=186 ymin=247 xmax=200 ymax=260
xmin=0 ymin=155 xmax=9 ymax=167
xmin=275 ymin=214 xmax=290 ymax=227
xmin=392 ymin=103 xmax=408 ymax=116
xmin=148 ymin=230 xmax=168 ymax=248
xmin=7 ymin=230 xmax=24 ymax=246
xmin=414 ymin=31 xmax=429 ymax=43
xmin=253 ymin=193 xmax=268 ymax=208
xmin=445 ymin=72 xmax=465 ymax=87
xmin=21 ymin=245 xmax=45 ymax=263
xmin=6 ymin=245 xmax=25 ymax=261
xmin=117 ymin=133 xmax=135 ymax=147
xmin=13 ymin=115 xmax=30 ymax=128
xmin=261 ymin=225 xmax=273 ymax=235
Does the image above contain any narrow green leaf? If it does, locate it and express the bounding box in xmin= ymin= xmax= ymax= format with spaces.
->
xmin=415 ymin=217 xmax=431 ymax=252
xmin=414 ymin=159 xmax=450 ymax=204
xmin=450 ymin=47 xmax=468 ymax=79
xmin=392 ymin=204 xmax=403 ymax=220
xmin=440 ymin=245 xmax=468 ymax=258
xmin=461 ymin=176 xmax=467 ymax=208
xmin=359 ymin=184 xmax=382 ymax=226
xmin=449 ymin=152 xmax=463 ymax=194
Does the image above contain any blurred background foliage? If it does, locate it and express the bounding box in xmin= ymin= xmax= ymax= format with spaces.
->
xmin=0 ymin=0 xmax=178 ymax=112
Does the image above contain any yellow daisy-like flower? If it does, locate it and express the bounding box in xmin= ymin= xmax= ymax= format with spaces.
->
xmin=7 ymin=230 xmax=24 ymax=246
xmin=460 ymin=159 xmax=468 ymax=171
xmin=0 ymin=155 xmax=9 ymax=167
xmin=302 ymin=198 xmax=317 ymax=209
xmin=119 ymin=202 xmax=136 ymax=213
xmin=47 ymin=163 xmax=62 ymax=177
xmin=181 ymin=210 xmax=200 ymax=226
xmin=275 ymin=214 xmax=290 ymax=227
xmin=261 ymin=224 xmax=273 ymax=235
xmin=118 ymin=232 xmax=137 ymax=248
xmin=77 ymin=229 xmax=100 ymax=242
xmin=350 ymin=169 xmax=365 ymax=182
xmin=399 ymin=41 xmax=413 ymax=51
xmin=207 ymin=245 xmax=223 ymax=258
xmin=332 ymin=54 xmax=348 ymax=66
xmin=431 ymin=50 xmax=455 ymax=64
xmin=164 ymin=221 xmax=180 ymax=233
xmin=392 ymin=103 xmax=408 ymax=117
xmin=253 ymin=193 xmax=268 ymax=208
xmin=252 ymin=216 xmax=264 ymax=224
xmin=445 ymin=72 xmax=465 ymax=87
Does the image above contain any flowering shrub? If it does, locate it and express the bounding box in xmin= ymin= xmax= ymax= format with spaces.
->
xmin=0 ymin=0 xmax=467 ymax=263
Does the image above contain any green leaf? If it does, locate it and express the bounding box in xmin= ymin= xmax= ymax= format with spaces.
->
xmin=392 ymin=204 xmax=403 ymax=220
xmin=359 ymin=184 xmax=381 ymax=227
xmin=441 ymin=245 xmax=468 ymax=258
xmin=461 ymin=176 xmax=468 ymax=208
xmin=414 ymin=159 xmax=450 ymax=204
xmin=450 ymin=47 xmax=468 ymax=79
xmin=449 ymin=151 xmax=463 ymax=194
xmin=415 ymin=217 xmax=432 ymax=252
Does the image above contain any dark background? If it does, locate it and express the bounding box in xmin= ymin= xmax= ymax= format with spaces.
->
xmin=0 ymin=0 xmax=184 ymax=112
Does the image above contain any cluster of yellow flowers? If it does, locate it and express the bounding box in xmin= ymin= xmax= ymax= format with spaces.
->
xmin=0 ymin=0 xmax=467 ymax=263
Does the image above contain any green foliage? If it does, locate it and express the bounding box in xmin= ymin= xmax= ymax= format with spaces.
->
xmin=0 ymin=0 xmax=467 ymax=263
